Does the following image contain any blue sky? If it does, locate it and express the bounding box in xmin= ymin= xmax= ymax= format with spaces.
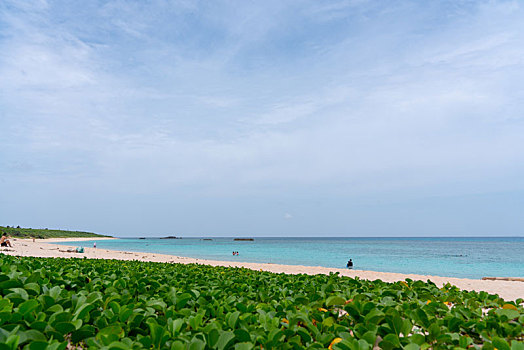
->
xmin=1 ymin=0 xmax=523 ymax=237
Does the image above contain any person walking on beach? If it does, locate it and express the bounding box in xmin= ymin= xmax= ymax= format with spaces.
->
xmin=0 ymin=233 xmax=12 ymax=247
xmin=93 ymin=242 xmax=96 ymax=248
xmin=346 ymin=259 xmax=353 ymax=269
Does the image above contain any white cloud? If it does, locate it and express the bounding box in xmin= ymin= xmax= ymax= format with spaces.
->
xmin=1 ymin=0 xmax=524 ymax=198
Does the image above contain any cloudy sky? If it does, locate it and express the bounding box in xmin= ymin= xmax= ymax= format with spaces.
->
xmin=1 ymin=0 xmax=523 ymax=237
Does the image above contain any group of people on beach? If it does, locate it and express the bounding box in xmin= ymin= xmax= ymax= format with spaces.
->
xmin=1 ymin=233 xmax=12 ymax=247
xmin=232 ymin=251 xmax=239 ymax=256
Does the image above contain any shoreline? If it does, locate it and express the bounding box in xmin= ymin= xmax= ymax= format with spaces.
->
xmin=2 ymin=237 xmax=523 ymax=301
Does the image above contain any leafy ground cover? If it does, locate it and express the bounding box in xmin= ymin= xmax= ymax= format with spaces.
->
xmin=0 ymin=255 xmax=522 ymax=350
xmin=0 ymin=226 xmax=110 ymax=239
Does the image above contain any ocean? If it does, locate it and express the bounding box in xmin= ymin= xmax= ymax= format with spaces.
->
xmin=58 ymin=237 xmax=524 ymax=279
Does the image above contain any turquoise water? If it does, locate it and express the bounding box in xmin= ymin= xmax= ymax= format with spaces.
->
xmin=59 ymin=237 xmax=524 ymax=279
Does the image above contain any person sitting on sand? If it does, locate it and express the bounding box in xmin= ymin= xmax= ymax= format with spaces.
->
xmin=346 ymin=259 xmax=353 ymax=269
xmin=0 ymin=233 xmax=12 ymax=247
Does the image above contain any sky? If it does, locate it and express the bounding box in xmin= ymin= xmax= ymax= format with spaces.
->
xmin=1 ymin=0 xmax=523 ymax=237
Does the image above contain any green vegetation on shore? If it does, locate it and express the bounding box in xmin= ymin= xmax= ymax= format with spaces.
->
xmin=0 ymin=256 xmax=522 ymax=349
xmin=0 ymin=226 xmax=110 ymax=239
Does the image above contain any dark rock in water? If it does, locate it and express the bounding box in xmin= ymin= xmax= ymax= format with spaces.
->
xmin=139 ymin=237 xmax=146 ymax=240
xmin=161 ymin=236 xmax=181 ymax=239
xmin=234 ymin=238 xmax=254 ymax=241
xmin=202 ymin=238 xmax=212 ymax=241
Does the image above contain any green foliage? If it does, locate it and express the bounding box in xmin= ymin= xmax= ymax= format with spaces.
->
xmin=0 ymin=226 xmax=109 ymax=239
xmin=0 ymin=256 xmax=522 ymax=349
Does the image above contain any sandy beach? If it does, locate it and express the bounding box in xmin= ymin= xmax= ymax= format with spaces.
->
xmin=2 ymin=237 xmax=523 ymax=302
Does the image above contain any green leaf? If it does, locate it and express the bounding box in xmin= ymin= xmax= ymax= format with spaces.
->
xmin=511 ymin=340 xmax=524 ymax=350
xmin=409 ymin=334 xmax=425 ymax=345
xmin=492 ymin=337 xmax=511 ymax=350
xmin=171 ymin=340 xmax=186 ymax=350
xmin=0 ymin=299 xmax=13 ymax=313
xmin=189 ymin=313 xmax=204 ymax=330
xmin=188 ymin=337 xmax=205 ymax=350
xmin=380 ymin=334 xmax=400 ymax=350
xmin=27 ymin=341 xmax=49 ymax=350
xmin=49 ymin=311 xmax=71 ymax=325
xmin=18 ymin=299 xmax=39 ymax=315
xmin=297 ymin=328 xmax=312 ymax=343
xmin=23 ymin=283 xmax=41 ymax=295
xmin=119 ymin=308 xmax=133 ymax=323
xmin=216 ymin=331 xmax=235 ymax=350
xmin=48 ymin=286 xmax=62 ymax=300
xmin=54 ymin=322 xmax=76 ymax=335
xmin=175 ymin=293 xmax=192 ymax=309
xmin=29 ymin=321 xmax=47 ymax=332
xmin=147 ymin=318 xmax=168 ymax=349
xmin=234 ymin=343 xmax=254 ymax=350
xmin=459 ymin=336 xmax=472 ymax=348
xmin=71 ymin=319 xmax=82 ymax=330
xmin=17 ymin=330 xmax=46 ymax=345
xmin=0 ymin=279 xmax=23 ymax=291
xmin=414 ymin=309 xmax=429 ymax=328
xmin=326 ymin=296 xmax=346 ymax=306
xmin=168 ymin=318 xmax=185 ymax=336
xmin=401 ymin=318 xmax=412 ymax=337
xmin=207 ymin=328 xmax=220 ymax=348
xmin=234 ymin=329 xmax=251 ymax=342
xmin=108 ymin=301 xmax=121 ymax=314
xmin=71 ymin=325 xmax=96 ymax=343
xmin=146 ymin=299 xmax=166 ymax=312
xmin=427 ymin=323 xmax=440 ymax=341
xmin=386 ymin=313 xmax=403 ymax=336
xmin=138 ymin=335 xmax=152 ymax=348
xmin=356 ymin=339 xmax=369 ymax=350
xmin=43 ymin=341 xmax=66 ymax=350
xmin=495 ymin=308 xmax=519 ymax=320
xmin=364 ymin=308 xmax=384 ymax=325
xmin=227 ymin=311 xmax=240 ymax=329
xmin=7 ymin=288 xmax=29 ymax=301
xmin=361 ymin=330 xmax=377 ymax=346
xmin=323 ymin=317 xmax=335 ymax=328
xmin=332 ymin=339 xmax=355 ymax=350
xmin=5 ymin=334 xmax=20 ymax=350
xmin=25 ymin=272 xmax=42 ymax=284
xmin=269 ymin=329 xmax=285 ymax=343
xmin=105 ymin=341 xmax=131 ymax=349
xmin=97 ymin=325 xmax=124 ymax=345
xmin=98 ymin=325 xmax=124 ymax=338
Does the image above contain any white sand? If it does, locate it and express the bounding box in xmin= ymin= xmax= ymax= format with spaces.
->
xmin=35 ymin=237 xmax=118 ymax=242
xmin=2 ymin=238 xmax=522 ymax=302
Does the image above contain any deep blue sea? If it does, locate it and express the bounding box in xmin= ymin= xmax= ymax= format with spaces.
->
xmin=58 ymin=237 xmax=524 ymax=279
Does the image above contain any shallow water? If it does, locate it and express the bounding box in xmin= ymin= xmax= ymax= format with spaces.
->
xmin=58 ymin=237 xmax=524 ymax=279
